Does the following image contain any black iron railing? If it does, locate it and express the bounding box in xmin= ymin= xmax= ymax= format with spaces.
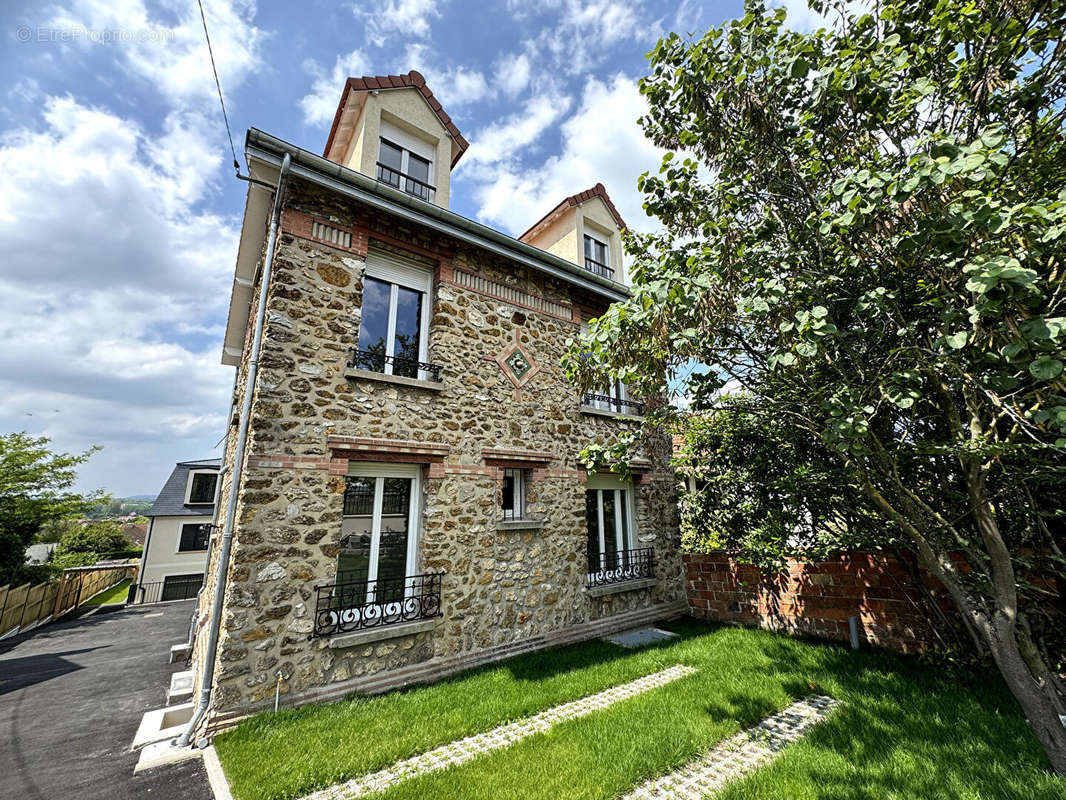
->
xmin=583 ymin=257 xmax=615 ymax=280
xmin=377 ymin=162 xmax=436 ymax=201
xmin=131 ymin=575 xmax=203 ymax=605
xmin=312 ymin=572 xmax=443 ymax=638
xmin=582 ymin=393 xmax=646 ymax=416
xmin=587 ymin=547 xmax=655 ymax=589
xmin=349 ymin=348 xmax=442 ymax=382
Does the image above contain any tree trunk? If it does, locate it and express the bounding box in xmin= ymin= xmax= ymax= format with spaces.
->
xmin=983 ymin=616 xmax=1066 ymax=776
xmin=860 ymin=476 xmax=1066 ymax=775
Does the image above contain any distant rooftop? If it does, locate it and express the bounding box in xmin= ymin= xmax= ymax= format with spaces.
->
xmin=148 ymin=458 xmax=221 ymax=517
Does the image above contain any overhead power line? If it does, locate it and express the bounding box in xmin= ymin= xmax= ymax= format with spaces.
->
xmin=197 ymin=0 xmax=240 ymax=175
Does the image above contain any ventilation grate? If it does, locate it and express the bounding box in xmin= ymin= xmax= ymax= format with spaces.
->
xmin=453 ymin=270 xmax=571 ymax=319
xmin=312 ymin=220 xmax=352 ymax=249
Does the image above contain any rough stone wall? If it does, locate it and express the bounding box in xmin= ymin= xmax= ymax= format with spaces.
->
xmin=198 ymin=178 xmax=682 ymax=714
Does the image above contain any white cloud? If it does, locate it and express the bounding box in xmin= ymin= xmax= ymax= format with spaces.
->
xmin=358 ymin=0 xmax=442 ymax=46
xmin=403 ymin=43 xmax=493 ymax=108
xmin=772 ymin=0 xmax=871 ymax=32
xmin=47 ymin=0 xmax=265 ymax=103
xmin=517 ymin=0 xmax=655 ymax=75
xmin=462 ymin=75 xmax=664 ymax=235
xmin=495 ymin=52 xmax=531 ymax=97
xmin=0 ymin=95 xmax=237 ymax=495
xmin=461 ymin=92 xmax=572 ymax=167
xmin=300 ymin=48 xmax=369 ymax=126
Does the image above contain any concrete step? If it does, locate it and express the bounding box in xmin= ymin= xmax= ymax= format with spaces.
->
xmin=166 ymin=670 xmax=194 ymax=704
xmin=605 ymin=627 xmax=680 ymax=649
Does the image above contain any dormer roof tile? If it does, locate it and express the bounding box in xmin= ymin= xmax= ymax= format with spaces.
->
xmin=323 ymin=70 xmax=470 ymax=167
xmin=518 ymin=182 xmax=628 ymax=243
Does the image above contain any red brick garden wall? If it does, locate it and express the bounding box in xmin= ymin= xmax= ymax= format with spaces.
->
xmin=683 ymin=551 xmax=959 ymax=653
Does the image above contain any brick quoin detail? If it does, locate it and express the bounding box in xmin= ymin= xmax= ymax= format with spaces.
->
xmin=683 ymin=551 xmax=964 ymax=653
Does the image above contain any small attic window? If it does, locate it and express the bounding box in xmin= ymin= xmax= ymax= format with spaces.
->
xmin=583 ymin=234 xmax=613 ymax=280
xmin=186 ymin=470 xmax=218 ymax=505
xmin=377 ymin=138 xmax=435 ymax=202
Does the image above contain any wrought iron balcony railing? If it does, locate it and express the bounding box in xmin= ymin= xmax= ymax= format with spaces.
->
xmin=582 ymin=393 xmax=646 ymax=416
xmin=377 ymin=162 xmax=436 ymax=202
xmin=583 ymin=257 xmax=615 ymax=280
xmin=587 ymin=547 xmax=655 ymax=589
xmin=312 ymin=572 xmax=444 ymax=638
xmin=349 ymin=348 xmax=442 ymax=382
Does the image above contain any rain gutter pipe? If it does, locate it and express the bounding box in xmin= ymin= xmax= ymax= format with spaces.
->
xmin=177 ymin=152 xmax=291 ymax=747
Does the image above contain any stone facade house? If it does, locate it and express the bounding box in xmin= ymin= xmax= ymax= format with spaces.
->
xmin=191 ymin=71 xmax=684 ymax=731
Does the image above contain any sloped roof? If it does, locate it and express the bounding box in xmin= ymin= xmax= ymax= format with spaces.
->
xmin=148 ymin=458 xmax=221 ymax=518
xmin=323 ymin=70 xmax=470 ymax=168
xmin=519 ymin=183 xmax=628 ymax=243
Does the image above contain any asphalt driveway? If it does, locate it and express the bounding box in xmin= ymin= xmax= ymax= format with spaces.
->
xmin=0 ymin=600 xmax=213 ymax=800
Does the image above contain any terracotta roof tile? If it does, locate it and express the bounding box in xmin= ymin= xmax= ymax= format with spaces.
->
xmin=323 ymin=70 xmax=470 ymax=168
xmin=518 ymin=182 xmax=628 ymax=242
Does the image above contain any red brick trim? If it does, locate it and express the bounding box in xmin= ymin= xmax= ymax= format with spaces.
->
xmin=363 ymin=230 xmax=450 ymax=263
xmin=281 ymin=209 xmax=368 ymax=257
xmin=481 ymin=447 xmax=553 ymax=466
xmin=446 ymin=269 xmax=576 ymax=323
xmin=326 ymin=435 xmax=450 ymax=463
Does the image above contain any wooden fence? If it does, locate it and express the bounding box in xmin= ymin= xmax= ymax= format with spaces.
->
xmin=0 ymin=563 xmax=138 ymax=640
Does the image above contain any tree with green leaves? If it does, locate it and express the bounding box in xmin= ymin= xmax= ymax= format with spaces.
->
xmin=51 ymin=521 xmax=134 ymax=569
xmin=0 ymin=433 xmax=103 ymax=584
xmin=568 ymin=0 xmax=1066 ymax=773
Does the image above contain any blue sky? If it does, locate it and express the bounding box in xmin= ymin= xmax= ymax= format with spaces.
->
xmin=0 ymin=0 xmax=823 ymax=497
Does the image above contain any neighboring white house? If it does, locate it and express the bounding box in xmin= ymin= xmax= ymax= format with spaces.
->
xmin=134 ymin=458 xmax=220 ymax=603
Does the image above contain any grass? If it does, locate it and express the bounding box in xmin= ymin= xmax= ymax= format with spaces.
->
xmin=214 ymin=620 xmax=1065 ymax=800
xmin=83 ymin=578 xmax=131 ymax=606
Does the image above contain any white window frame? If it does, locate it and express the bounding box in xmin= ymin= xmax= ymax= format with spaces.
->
xmin=585 ymin=474 xmax=637 ymax=576
xmin=583 ymin=233 xmax=609 ymax=269
xmin=378 ymin=121 xmax=435 ymax=197
xmin=184 ymin=470 xmax=218 ymax=505
xmin=362 ymin=250 xmax=434 ymax=379
xmin=176 ymin=521 xmax=209 ymax=553
xmin=344 ymin=461 xmax=422 ymax=603
xmin=501 ymin=467 xmax=526 ymax=521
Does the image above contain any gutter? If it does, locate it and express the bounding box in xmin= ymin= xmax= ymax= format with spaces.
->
xmin=177 ymin=152 xmax=292 ymax=748
xmin=244 ymin=128 xmax=630 ymax=304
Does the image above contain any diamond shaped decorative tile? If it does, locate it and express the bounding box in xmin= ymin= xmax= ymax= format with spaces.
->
xmin=505 ymin=349 xmax=532 ymax=380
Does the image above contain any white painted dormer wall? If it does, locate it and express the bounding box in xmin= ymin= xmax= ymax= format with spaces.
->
xmin=337 ymin=88 xmax=454 ymax=208
xmin=521 ymin=195 xmax=628 ymax=285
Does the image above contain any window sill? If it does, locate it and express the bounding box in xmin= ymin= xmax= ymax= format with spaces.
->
xmin=585 ymin=577 xmax=657 ymax=598
xmin=327 ymin=618 xmax=438 ymax=649
xmin=345 ymin=368 xmax=444 ymax=392
xmin=496 ymin=518 xmax=544 ymax=532
xmin=580 ymin=406 xmax=644 ymax=422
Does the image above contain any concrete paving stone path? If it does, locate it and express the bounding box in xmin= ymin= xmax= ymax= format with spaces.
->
xmin=303 ymin=664 xmax=698 ymax=800
xmin=623 ymin=695 xmax=840 ymax=800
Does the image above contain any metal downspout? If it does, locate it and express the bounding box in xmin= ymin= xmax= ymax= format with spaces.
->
xmin=177 ymin=152 xmax=291 ymax=747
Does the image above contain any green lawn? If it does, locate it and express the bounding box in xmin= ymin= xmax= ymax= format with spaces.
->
xmin=83 ymin=578 xmax=131 ymax=606
xmin=213 ymin=621 xmax=1065 ymax=800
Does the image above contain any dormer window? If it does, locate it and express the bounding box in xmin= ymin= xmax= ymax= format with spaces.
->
xmin=583 ymin=234 xmax=612 ymax=279
xmin=186 ymin=470 xmax=218 ymax=505
xmin=377 ymin=137 xmax=435 ymax=202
